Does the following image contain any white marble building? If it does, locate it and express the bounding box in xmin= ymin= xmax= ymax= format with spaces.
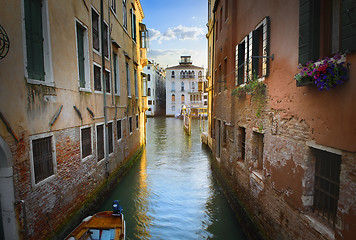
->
xmin=166 ymin=56 xmax=205 ymax=117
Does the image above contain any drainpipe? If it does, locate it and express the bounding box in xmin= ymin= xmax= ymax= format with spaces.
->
xmin=100 ymin=0 xmax=109 ymax=177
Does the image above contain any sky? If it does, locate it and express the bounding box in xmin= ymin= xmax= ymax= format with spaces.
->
xmin=140 ymin=0 xmax=208 ymax=69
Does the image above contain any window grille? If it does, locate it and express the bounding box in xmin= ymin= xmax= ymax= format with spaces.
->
xmin=32 ymin=136 xmax=53 ymax=183
xmin=313 ymin=149 xmax=341 ymax=225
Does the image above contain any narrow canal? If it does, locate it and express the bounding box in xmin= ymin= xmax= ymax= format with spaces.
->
xmin=99 ymin=117 xmax=246 ymax=239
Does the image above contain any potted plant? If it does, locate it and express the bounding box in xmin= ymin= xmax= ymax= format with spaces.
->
xmin=295 ymin=53 xmax=348 ymax=90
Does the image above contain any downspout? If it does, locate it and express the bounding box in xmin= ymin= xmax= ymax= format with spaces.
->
xmin=100 ymin=0 xmax=109 ymax=177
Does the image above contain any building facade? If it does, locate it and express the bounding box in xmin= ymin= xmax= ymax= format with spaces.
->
xmin=143 ymin=60 xmax=166 ymax=116
xmin=207 ymin=0 xmax=356 ymax=239
xmin=0 ymin=0 xmax=147 ymax=239
xmin=166 ymin=56 xmax=205 ymax=117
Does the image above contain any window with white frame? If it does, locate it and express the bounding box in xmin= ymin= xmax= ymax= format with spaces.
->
xmin=111 ymin=0 xmax=116 ymax=13
xmin=129 ymin=116 xmax=133 ymax=134
xmin=113 ymin=53 xmax=120 ymax=95
xmin=76 ymin=20 xmax=90 ymax=91
xmin=117 ymin=119 xmax=122 ymax=140
xmin=23 ymin=0 xmax=53 ymax=86
xmin=103 ymin=22 xmax=109 ymax=58
xmin=92 ymin=8 xmax=100 ymax=52
xmin=123 ymin=0 xmax=127 ymax=29
xmin=81 ymin=126 xmax=92 ymax=160
xmin=105 ymin=69 xmax=111 ymax=93
xmin=94 ymin=63 xmax=102 ymax=92
xmin=30 ymin=133 xmax=56 ymax=185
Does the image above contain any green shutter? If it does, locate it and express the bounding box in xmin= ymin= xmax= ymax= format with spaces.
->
xmin=237 ymin=43 xmax=244 ymax=85
xmin=76 ymin=23 xmax=85 ymax=88
xmin=341 ymin=0 xmax=356 ymax=52
xmin=252 ymin=29 xmax=259 ymax=77
xmin=25 ymin=0 xmax=45 ymax=81
xmin=298 ymin=0 xmax=320 ymax=65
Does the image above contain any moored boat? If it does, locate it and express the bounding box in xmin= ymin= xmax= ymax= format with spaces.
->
xmin=66 ymin=201 xmax=125 ymax=240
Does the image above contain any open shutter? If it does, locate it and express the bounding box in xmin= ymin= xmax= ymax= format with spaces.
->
xmin=252 ymin=29 xmax=259 ymax=78
xmin=262 ymin=17 xmax=270 ymax=77
xmin=298 ymin=0 xmax=320 ymax=65
xmin=25 ymin=0 xmax=45 ymax=81
xmin=235 ymin=44 xmax=239 ymax=85
xmin=244 ymin=36 xmax=249 ymax=83
xmin=235 ymin=43 xmax=245 ymax=85
xmin=341 ymin=0 xmax=356 ymax=52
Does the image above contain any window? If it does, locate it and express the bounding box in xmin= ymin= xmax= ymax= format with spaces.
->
xmin=181 ymin=82 xmax=184 ymax=91
xmin=148 ymin=100 xmax=152 ymax=105
xmin=30 ymin=133 xmax=55 ymax=184
xmin=239 ymin=127 xmax=246 ymax=161
xmin=235 ymin=17 xmax=270 ymax=84
xmin=134 ymin=69 xmax=138 ymax=98
xmin=81 ymin=126 xmax=92 ymax=159
xmin=171 ymin=94 xmax=175 ymax=102
xmin=92 ymin=8 xmax=100 ymax=52
xmin=24 ymin=0 xmax=53 ymax=85
xmin=105 ymin=69 xmax=111 ymax=93
xmin=136 ymin=115 xmax=139 ymax=129
xmin=129 ymin=117 xmax=133 ymax=134
xmin=117 ymin=119 xmax=122 ymax=140
xmin=123 ymin=0 xmax=127 ymax=29
xmin=126 ymin=62 xmax=131 ymax=97
xmin=76 ymin=21 xmax=90 ymax=90
xmin=181 ymin=94 xmax=185 ymax=103
xmin=96 ymin=124 xmax=104 ymax=161
xmin=103 ymin=22 xmax=109 ymax=58
xmin=140 ymin=23 xmax=148 ymax=48
xmin=253 ymin=132 xmax=264 ymax=171
xmin=111 ymin=0 xmax=116 ymax=13
xmin=235 ymin=38 xmax=247 ymax=85
xmin=222 ymin=122 xmax=227 ymax=147
xmin=312 ymin=148 xmax=341 ymax=225
xmin=171 ymin=81 xmax=175 ymax=92
xmin=113 ymin=53 xmax=120 ymax=95
xmin=131 ymin=8 xmax=137 ymax=42
xmin=108 ymin=122 xmax=113 ymax=154
xmin=147 ymin=74 xmax=151 ymax=81
xmin=148 ymin=88 xmax=151 ymax=96
xmin=94 ymin=64 xmax=102 ymax=91
xmin=172 ymin=71 xmax=175 ymax=78
xmin=298 ymin=0 xmax=355 ymax=65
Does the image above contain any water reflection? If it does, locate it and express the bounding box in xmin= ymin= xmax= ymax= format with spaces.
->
xmin=99 ymin=118 xmax=246 ymax=240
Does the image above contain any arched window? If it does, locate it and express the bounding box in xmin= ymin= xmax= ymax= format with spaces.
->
xmin=192 ymin=71 xmax=195 ymax=78
xmin=184 ymin=71 xmax=188 ymax=78
xmin=198 ymin=71 xmax=202 ymax=77
xmin=171 ymin=71 xmax=175 ymax=78
xmin=172 ymin=94 xmax=175 ymax=102
xmin=181 ymin=94 xmax=185 ymax=103
xmin=147 ymin=74 xmax=151 ymax=81
xmin=180 ymin=71 xmax=184 ymax=78
xmin=181 ymin=82 xmax=184 ymax=91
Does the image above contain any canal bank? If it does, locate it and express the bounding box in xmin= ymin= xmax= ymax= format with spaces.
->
xmin=98 ymin=117 xmax=247 ymax=239
xmin=54 ymin=145 xmax=145 ymax=240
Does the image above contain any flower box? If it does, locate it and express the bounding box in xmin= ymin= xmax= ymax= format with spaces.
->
xmin=296 ymin=76 xmax=314 ymax=87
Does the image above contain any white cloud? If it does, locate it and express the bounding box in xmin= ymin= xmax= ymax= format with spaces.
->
xmin=148 ymin=25 xmax=206 ymax=44
xmin=148 ymin=48 xmax=206 ymax=68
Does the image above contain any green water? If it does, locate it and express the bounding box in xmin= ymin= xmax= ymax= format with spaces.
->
xmin=99 ymin=117 xmax=247 ymax=240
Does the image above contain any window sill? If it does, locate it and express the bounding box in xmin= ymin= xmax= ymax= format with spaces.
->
xmin=27 ymin=78 xmax=55 ymax=87
xmin=81 ymin=154 xmax=93 ymax=162
xmin=79 ymin=88 xmax=92 ymax=93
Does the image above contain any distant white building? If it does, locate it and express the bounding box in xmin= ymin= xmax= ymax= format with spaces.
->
xmin=166 ymin=56 xmax=205 ymax=117
xmin=143 ymin=61 xmax=165 ymax=116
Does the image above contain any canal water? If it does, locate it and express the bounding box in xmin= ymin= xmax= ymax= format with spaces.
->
xmin=99 ymin=117 xmax=246 ymax=240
